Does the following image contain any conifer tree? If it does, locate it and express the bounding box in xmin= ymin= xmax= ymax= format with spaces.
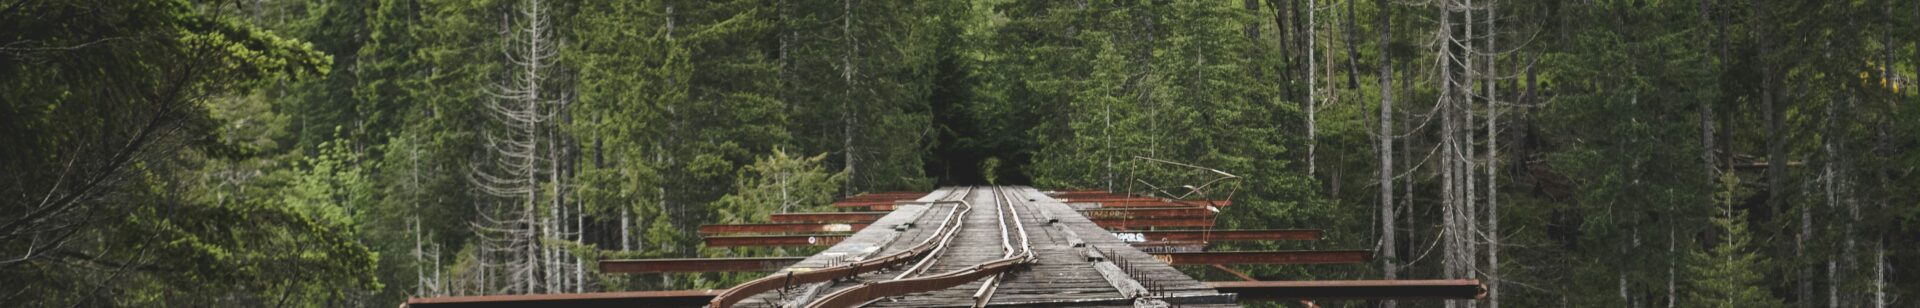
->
xmin=1684 ymin=173 xmax=1784 ymax=308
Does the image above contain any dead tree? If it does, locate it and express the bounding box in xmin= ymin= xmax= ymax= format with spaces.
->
xmin=1376 ymin=0 xmax=1398 ymax=306
xmin=470 ymin=0 xmax=564 ymax=294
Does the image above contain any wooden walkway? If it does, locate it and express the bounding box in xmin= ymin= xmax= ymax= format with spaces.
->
xmin=734 ymin=186 xmax=1234 ymax=307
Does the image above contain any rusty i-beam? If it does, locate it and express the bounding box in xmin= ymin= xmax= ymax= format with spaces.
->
xmin=600 ymin=250 xmax=1370 ymax=273
xmin=1153 ymin=250 xmax=1373 ymax=265
xmin=1094 ymin=217 xmax=1218 ymax=229
xmin=695 ymin=222 xmax=866 ymax=235
xmin=829 ymin=200 xmax=908 ymax=211
xmin=1091 ymin=199 xmax=1234 ymax=208
xmin=766 ymin=211 xmax=889 ymax=223
xmin=397 ymin=280 xmax=1486 ymax=308
xmin=697 ymin=217 xmax=1226 ymax=234
xmin=403 ymin=290 xmax=721 ymax=308
xmin=1079 ymin=207 xmax=1216 ymax=219
xmin=842 ymin=191 xmax=926 ymax=198
xmin=1120 ymin=229 xmax=1323 ymax=241
xmin=703 ymin=234 xmax=848 ymax=247
xmin=1207 ymin=280 xmax=1487 ymax=300
xmin=598 ymin=257 xmax=805 ymax=273
xmin=1058 ymin=197 xmax=1166 ymax=203
xmin=703 ymin=233 xmax=1306 ymax=248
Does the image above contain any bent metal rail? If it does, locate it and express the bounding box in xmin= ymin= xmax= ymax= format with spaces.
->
xmin=708 ymin=187 xmax=977 ymax=308
xmin=805 ymin=187 xmax=1038 ymax=308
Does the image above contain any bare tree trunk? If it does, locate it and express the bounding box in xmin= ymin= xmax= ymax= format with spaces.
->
xmin=1376 ymin=0 xmax=1398 ymax=306
xmin=547 ymin=122 xmax=561 ymax=293
xmin=1439 ymin=0 xmax=1454 ymax=270
xmin=1483 ymin=2 xmax=1499 ymax=307
xmin=1344 ymin=0 xmax=1360 ymax=89
xmin=1463 ymin=10 xmax=1480 ymax=308
xmin=1437 ymin=1 xmax=1476 ymax=306
xmin=1400 ymin=39 xmax=1417 ymax=294
xmin=1307 ymin=0 xmax=1318 ymax=176
xmin=414 ymin=216 xmax=425 ymax=295
xmin=841 ymin=0 xmax=858 ymax=195
xmin=1462 ymin=0 xmax=1480 ymax=297
xmin=621 ymin=206 xmax=630 ymax=251
xmin=1872 ymin=240 xmax=1885 ymax=307
xmin=576 ymin=199 xmax=585 ymax=292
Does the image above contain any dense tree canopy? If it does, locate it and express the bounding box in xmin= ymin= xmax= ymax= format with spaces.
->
xmin=4 ymin=0 xmax=1917 ymax=307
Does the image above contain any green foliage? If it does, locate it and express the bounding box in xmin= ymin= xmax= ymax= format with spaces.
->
xmin=714 ymin=150 xmax=848 ymax=224
xmin=779 ymin=0 xmax=940 ymax=192
xmin=285 ymin=133 xmax=375 ymax=226
xmin=0 ymin=0 xmax=372 ymax=305
xmin=10 ymin=0 xmax=1920 ymax=305
xmin=1684 ymin=173 xmax=1785 ymax=308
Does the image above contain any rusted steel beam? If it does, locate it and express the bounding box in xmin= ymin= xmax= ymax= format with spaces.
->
xmin=1209 ymin=264 xmax=1259 ymax=282
xmin=1206 ymin=280 xmax=1486 ymax=300
xmin=830 ymin=200 xmax=903 ymax=207
xmin=841 ymin=192 xmax=926 ymax=201
xmin=1118 ymin=229 xmax=1323 ymax=242
xmin=1092 ymin=217 xmax=1217 ymax=229
xmin=598 ymin=251 xmax=1364 ymax=273
xmin=703 ymin=234 xmax=848 ymax=247
xmin=1080 ymin=207 xmax=1215 ymax=219
xmin=1174 ymin=199 xmax=1233 ymax=207
xmin=716 ymin=217 xmax=1231 ymax=232
xmin=1132 ymin=240 xmax=1209 ymax=253
xmin=1152 ymin=250 xmax=1373 ymax=265
xmin=404 ymin=290 xmax=721 ymax=308
xmin=1093 ymin=199 xmax=1235 ymax=208
xmin=599 ymin=257 xmax=804 ymax=273
xmin=830 ymin=200 xmax=914 ymax=211
xmin=696 ymin=222 xmax=867 ymax=235
xmin=1061 ymin=197 xmax=1167 ymax=203
xmin=1094 ymin=200 xmax=1195 ymax=208
xmin=1050 ymin=190 xmax=1125 ymax=198
xmin=767 ymin=211 xmax=888 ymax=223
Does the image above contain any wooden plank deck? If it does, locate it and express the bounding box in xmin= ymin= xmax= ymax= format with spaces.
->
xmin=727 ymin=186 xmax=1234 ymax=307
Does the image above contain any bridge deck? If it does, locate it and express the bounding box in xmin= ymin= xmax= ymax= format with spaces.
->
xmin=738 ymin=186 xmax=1233 ymax=307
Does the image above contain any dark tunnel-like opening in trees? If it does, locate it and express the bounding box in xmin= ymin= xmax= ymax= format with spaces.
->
xmin=922 ymin=56 xmax=1030 ymax=186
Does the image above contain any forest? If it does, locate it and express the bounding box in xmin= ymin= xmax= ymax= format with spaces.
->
xmin=2 ymin=0 xmax=1917 ymax=307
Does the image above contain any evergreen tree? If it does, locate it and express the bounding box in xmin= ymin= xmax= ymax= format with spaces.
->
xmin=714 ymin=150 xmax=848 ymax=224
xmin=0 ymin=0 xmax=376 ymax=305
xmin=1684 ymin=173 xmax=1784 ymax=308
